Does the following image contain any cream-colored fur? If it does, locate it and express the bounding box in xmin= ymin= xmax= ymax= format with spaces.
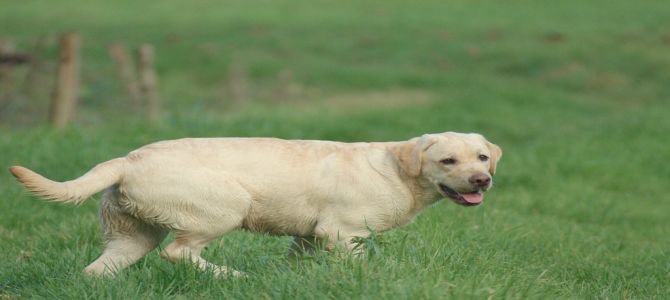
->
xmin=9 ymin=132 xmax=501 ymax=277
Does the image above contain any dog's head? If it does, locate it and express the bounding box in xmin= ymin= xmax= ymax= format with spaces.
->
xmin=394 ymin=132 xmax=502 ymax=206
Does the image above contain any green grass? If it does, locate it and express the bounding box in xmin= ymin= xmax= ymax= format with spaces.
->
xmin=1 ymin=0 xmax=669 ymax=299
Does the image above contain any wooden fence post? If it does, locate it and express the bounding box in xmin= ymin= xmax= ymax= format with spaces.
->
xmin=138 ymin=44 xmax=160 ymax=121
xmin=109 ymin=42 xmax=141 ymax=107
xmin=49 ymin=33 xmax=80 ymax=129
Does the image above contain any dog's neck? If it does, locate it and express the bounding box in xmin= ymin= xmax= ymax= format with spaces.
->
xmin=382 ymin=142 xmax=444 ymax=215
xmin=403 ymin=171 xmax=443 ymax=209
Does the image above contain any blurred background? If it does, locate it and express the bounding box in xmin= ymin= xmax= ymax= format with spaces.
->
xmin=1 ymin=1 xmax=668 ymax=298
xmin=2 ymin=1 xmax=667 ymax=132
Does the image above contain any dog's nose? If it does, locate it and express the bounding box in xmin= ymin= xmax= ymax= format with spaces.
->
xmin=468 ymin=173 xmax=491 ymax=187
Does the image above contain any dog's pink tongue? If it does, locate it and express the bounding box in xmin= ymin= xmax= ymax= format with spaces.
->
xmin=461 ymin=193 xmax=484 ymax=204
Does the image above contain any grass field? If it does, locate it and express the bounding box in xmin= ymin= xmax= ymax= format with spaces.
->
xmin=1 ymin=1 xmax=669 ymax=299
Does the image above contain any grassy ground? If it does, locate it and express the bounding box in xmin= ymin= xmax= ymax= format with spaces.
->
xmin=1 ymin=0 xmax=669 ymax=299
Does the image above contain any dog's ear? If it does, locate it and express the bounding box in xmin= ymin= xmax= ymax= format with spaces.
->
xmin=484 ymin=138 xmax=502 ymax=176
xmin=394 ymin=134 xmax=438 ymax=177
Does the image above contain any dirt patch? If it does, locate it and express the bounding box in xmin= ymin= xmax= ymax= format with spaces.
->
xmin=291 ymin=89 xmax=434 ymax=113
xmin=540 ymin=32 xmax=566 ymax=43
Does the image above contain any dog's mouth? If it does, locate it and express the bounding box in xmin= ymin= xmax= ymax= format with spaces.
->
xmin=438 ymin=184 xmax=484 ymax=206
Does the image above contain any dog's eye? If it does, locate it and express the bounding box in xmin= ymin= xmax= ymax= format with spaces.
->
xmin=478 ymin=155 xmax=489 ymax=161
xmin=440 ymin=158 xmax=456 ymax=165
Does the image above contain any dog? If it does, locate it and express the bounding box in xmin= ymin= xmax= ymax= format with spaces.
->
xmin=9 ymin=132 xmax=501 ymax=276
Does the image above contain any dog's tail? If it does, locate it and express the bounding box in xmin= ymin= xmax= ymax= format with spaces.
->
xmin=8 ymin=158 xmax=126 ymax=205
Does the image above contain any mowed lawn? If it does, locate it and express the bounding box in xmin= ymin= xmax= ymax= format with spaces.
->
xmin=1 ymin=1 xmax=669 ymax=299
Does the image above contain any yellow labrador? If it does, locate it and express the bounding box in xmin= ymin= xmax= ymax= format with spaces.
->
xmin=9 ymin=132 xmax=501 ymax=276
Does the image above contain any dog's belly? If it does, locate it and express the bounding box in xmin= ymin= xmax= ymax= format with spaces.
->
xmin=241 ymin=199 xmax=319 ymax=236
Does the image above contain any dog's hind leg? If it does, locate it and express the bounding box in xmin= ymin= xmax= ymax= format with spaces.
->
xmin=84 ymin=190 xmax=167 ymax=276
xmin=160 ymin=231 xmax=244 ymax=277
xmin=158 ymin=180 xmax=251 ymax=277
xmin=161 ymin=188 xmax=251 ymax=276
